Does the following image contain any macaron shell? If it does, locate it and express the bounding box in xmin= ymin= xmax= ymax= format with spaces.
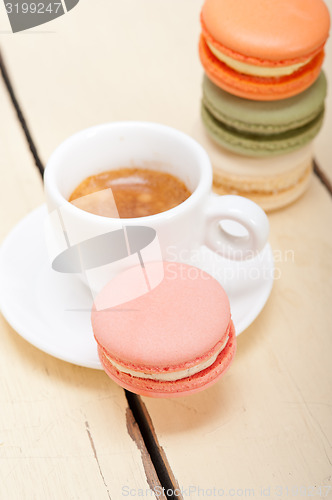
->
xmin=98 ymin=321 xmax=236 ymax=398
xmin=201 ymin=0 xmax=330 ymax=63
xmin=201 ymin=103 xmax=324 ymax=156
xmin=92 ymin=261 xmax=231 ymax=371
xmin=213 ymin=155 xmax=313 ymax=195
xmin=213 ymin=167 xmax=312 ymax=212
xmin=202 ymin=72 xmax=327 ymax=135
xmin=192 ymin=120 xmax=314 ymax=211
xmin=199 ymin=35 xmax=325 ymax=101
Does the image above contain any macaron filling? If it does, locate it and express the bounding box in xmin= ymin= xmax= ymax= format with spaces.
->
xmin=103 ymin=334 xmax=230 ymax=382
xmin=206 ymin=41 xmax=313 ymax=78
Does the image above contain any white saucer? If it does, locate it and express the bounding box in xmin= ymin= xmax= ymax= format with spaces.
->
xmin=0 ymin=205 xmax=274 ymax=369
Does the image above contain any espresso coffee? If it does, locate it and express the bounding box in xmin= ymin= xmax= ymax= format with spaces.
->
xmin=69 ymin=167 xmax=192 ymax=218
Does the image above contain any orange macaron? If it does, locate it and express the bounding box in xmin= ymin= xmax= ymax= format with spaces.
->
xmin=199 ymin=0 xmax=330 ymax=101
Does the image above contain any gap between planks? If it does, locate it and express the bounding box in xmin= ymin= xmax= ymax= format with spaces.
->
xmin=0 ymin=50 xmax=44 ymax=178
xmin=313 ymin=159 xmax=332 ymax=196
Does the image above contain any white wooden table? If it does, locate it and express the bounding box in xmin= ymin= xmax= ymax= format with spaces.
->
xmin=1 ymin=1 xmax=331 ymax=498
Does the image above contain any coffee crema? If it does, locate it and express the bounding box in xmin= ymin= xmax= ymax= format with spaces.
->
xmin=69 ymin=167 xmax=192 ymax=218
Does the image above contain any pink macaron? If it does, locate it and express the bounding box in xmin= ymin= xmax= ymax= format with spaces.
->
xmin=91 ymin=261 xmax=236 ymax=398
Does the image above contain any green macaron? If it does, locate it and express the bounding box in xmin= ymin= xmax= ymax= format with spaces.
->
xmin=201 ymin=72 xmax=327 ymax=157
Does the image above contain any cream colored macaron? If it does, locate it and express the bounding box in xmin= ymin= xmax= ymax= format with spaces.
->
xmin=192 ymin=120 xmax=313 ymax=212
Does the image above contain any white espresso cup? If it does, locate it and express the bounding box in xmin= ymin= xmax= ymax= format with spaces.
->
xmin=44 ymin=122 xmax=269 ymax=295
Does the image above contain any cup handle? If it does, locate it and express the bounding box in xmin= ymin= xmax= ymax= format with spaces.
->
xmin=204 ymin=195 xmax=269 ymax=260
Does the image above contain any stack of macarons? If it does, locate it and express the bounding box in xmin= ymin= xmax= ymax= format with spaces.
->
xmin=197 ymin=0 xmax=330 ymax=211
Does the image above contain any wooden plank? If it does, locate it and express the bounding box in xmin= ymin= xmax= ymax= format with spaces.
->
xmin=0 ymin=76 xmax=43 ymax=238
xmin=0 ymin=74 xmax=160 ymax=500
xmin=143 ymin=176 xmax=332 ymax=494
xmin=0 ymin=0 xmax=203 ymax=162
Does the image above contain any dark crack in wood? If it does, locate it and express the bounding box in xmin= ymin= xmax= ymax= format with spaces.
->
xmin=126 ymin=408 xmax=167 ymax=499
xmin=313 ymin=159 xmax=332 ymax=196
xmin=0 ymin=49 xmax=44 ymax=178
xmin=126 ymin=392 xmax=183 ymax=500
